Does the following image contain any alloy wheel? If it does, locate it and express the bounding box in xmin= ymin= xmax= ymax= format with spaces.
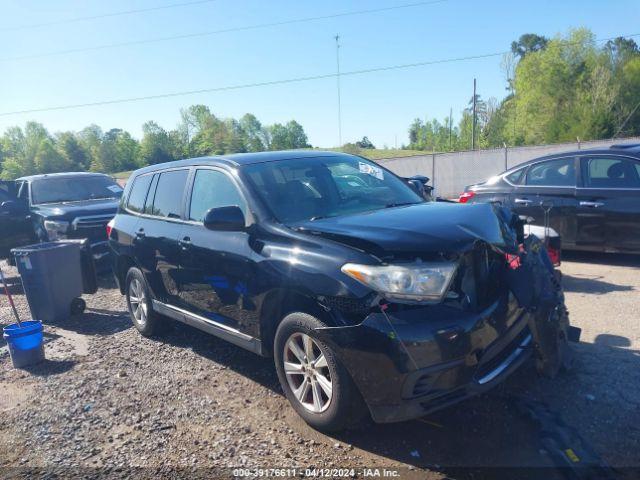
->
xmin=283 ymin=333 xmax=333 ymax=413
xmin=128 ymin=278 xmax=148 ymax=327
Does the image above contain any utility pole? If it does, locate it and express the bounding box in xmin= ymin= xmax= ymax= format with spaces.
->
xmin=472 ymin=78 xmax=477 ymax=150
xmin=449 ymin=107 xmax=453 ymax=151
xmin=335 ymin=34 xmax=342 ymax=148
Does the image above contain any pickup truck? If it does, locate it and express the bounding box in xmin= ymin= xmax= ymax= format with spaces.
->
xmin=0 ymin=172 xmax=123 ymax=265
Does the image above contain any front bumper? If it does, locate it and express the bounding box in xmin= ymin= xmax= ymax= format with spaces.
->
xmin=315 ymin=292 xmax=534 ymax=423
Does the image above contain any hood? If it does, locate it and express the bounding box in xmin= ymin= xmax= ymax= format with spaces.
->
xmin=32 ymin=198 xmax=119 ymax=220
xmin=295 ymin=202 xmax=518 ymax=258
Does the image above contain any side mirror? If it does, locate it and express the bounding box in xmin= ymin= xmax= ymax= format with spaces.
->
xmin=409 ymin=175 xmax=430 ymax=185
xmin=407 ymin=179 xmax=425 ymax=196
xmin=0 ymin=201 xmax=23 ymax=215
xmin=203 ymin=206 xmax=246 ymax=232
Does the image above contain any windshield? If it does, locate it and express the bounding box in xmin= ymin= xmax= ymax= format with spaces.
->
xmin=31 ymin=176 xmax=124 ymax=205
xmin=242 ymin=156 xmax=423 ymax=224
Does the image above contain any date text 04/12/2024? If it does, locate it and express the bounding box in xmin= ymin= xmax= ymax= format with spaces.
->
xmin=232 ymin=468 xmax=401 ymax=477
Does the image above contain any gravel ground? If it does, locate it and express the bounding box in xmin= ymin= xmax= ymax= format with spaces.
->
xmin=0 ymin=252 xmax=638 ymax=479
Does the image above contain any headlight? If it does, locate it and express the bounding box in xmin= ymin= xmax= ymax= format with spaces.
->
xmin=341 ymin=261 xmax=458 ymax=303
xmin=44 ymin=220 xmax=69 ymax=240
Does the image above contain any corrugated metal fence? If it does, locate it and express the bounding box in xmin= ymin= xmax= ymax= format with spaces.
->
xmin=377 ymin=136 xmax=640 ymax=199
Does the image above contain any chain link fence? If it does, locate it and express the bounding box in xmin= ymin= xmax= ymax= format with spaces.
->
xmin=377 ymin=136 xmax=640 ymax=199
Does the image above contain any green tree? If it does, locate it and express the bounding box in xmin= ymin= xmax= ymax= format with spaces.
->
xmin=34 ymin=138 xmax=72 ymax=173
xmin=355 ymin=136 xmax=375 ymax=149
xmin=239 ymin=113 xmax=267 ymax=152
xmin=0 ymin=122 xmax=51 ymax=179
xmin=78 ymin=124 xmax=103 ymax=170
xmin=268 ymin=120 xmax=310 ymax=150
xmin=511 ymin=33 xmax=549 ymax=58
xmin=139 ymin=121 xmax=174 ymax=165
xmin=56 ymin=132 xmax=90 ymax=170
xmin=113 ymin=130 xmax=140 ymax=171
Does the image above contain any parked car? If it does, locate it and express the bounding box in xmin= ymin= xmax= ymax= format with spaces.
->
xmin=109 ymin=151 xmax=576 ymax=431
xmin=459 ymin=144 xmax=640 ymax=254
xmin=0 ymin=172 xmax=123 ymax=264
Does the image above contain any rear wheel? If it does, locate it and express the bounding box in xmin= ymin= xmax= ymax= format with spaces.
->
xmin=274 ymin=312 xmax=367 ymax=431
xmin=125 ymin=267 xmax=161 ymax=336
xmin=70 ymin=298 xmax=86 ymax=316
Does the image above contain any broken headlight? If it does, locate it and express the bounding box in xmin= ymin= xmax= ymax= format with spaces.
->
xmin=341 ymin=261 xmax=458 ymax=304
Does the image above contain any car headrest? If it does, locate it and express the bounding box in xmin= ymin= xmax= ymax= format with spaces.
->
xmin=607 ymin=162 xmax=625 ymax=179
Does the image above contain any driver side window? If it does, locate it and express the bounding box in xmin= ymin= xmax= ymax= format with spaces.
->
xmin=189 ymin=169 xmax=247 ymax=222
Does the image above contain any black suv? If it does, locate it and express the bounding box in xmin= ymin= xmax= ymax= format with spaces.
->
xmin=109 ymin=151 xmax=575 ymax=431
xmin=0 ymin=172 xmax=123 ymax=263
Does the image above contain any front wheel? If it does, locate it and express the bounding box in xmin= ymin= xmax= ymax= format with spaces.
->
xmin=274 ymin=312 xmax=366 ymax=432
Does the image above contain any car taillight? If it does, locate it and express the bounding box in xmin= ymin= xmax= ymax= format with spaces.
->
xmin=458 ymin=191 xmax=476 ymax=203
xmin=547 ymin=245 xmax=561 ymax=266
xmin=106 ymin=219 xmax=115 ymax=239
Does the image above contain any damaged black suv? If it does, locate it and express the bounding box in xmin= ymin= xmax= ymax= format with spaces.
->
xmin=109 ymin=151 xmax=578 ymax=431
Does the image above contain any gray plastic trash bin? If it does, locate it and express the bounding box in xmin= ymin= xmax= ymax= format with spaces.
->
xmin=11 ymin=242 xmax=86 ymax=323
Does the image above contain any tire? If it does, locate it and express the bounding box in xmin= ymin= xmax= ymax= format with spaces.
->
xmin=125 ymin=267 xmax=161 ymax=337
xmin=274 ymin=312 xmax=366 ymax=432
xmin=70 ymin=298 xmax=86 ymax=316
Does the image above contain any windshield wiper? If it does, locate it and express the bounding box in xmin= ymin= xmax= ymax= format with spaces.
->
xmin=36 ymin=200 xmax=74 ymax=205
xmin=309 ymin=214 xmax=335 ymax=221
xmin=384 ymin=201 xmax=422 ymax=208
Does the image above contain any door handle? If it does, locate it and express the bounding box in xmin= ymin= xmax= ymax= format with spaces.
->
xmin=514 ymin=198 xmax=533 ymax=205
xmin=135 ymin=229 xmax=146 ymax=238
xmin=179 ymin=237 xmax=191 ymax=249
xmin=579 ymin=201 xmax=604 ymax=208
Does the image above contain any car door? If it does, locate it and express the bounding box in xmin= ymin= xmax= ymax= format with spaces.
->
xmin=509 ymin=156 xmax=578 ymax=247
xmin=177 ymin=167 xmax=257 ymax=335
xmin=132 ymin=169 xmax=188 ymax=305
xmin=0 ymin=181 xmax=34 ymax=257
xmin=578 ymin=154 xmax=640 ymax=253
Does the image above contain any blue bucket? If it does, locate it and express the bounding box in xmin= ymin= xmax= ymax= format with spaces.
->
xmin=3 ymin=320 xmax=45 ymax=368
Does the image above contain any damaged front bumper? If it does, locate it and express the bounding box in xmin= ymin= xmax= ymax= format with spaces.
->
xmin=315 ymin=292 xmax=536 ymax=423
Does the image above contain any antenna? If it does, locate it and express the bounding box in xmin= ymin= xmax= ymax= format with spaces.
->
xmin=335 ymin=34 xmax=342 ymax=147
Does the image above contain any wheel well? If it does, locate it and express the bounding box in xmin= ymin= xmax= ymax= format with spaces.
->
xmin=116 ymin=255 xmax=136 ymax=294
xmin=259 ymin=289 xmax=329 ymax=358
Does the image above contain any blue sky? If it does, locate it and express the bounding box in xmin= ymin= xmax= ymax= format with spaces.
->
xmin=1 ymin=0 xmax=639 ymax=148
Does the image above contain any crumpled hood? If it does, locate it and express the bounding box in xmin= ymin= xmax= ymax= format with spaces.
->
xmin=295 ymin=202 xmax=518 ymax=257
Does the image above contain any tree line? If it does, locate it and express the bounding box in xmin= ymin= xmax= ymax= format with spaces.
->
xmin=0 ymin=105 xmax=310 ymax=179
xmin=407 ymin=29 xmax=640 ymax=152
xmin=3 ymin=27 xmax=639 ymax=179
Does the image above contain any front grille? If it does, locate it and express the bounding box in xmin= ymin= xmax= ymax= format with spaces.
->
xmin=70 ymin=214 xmax=114 ymax=242
xmin=73 ymin=214 xmax=114 ymax=229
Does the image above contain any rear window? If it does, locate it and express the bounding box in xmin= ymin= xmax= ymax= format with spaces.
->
xmin=151 ymin=170 xmax=189 ymax=219
xmin=526 ymin=158 xmax=576 ymax=187
xmin=126 ymin=174 xmax=153 ymax=213
xmin=505 ymin=168 xmax=525 ymax=185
